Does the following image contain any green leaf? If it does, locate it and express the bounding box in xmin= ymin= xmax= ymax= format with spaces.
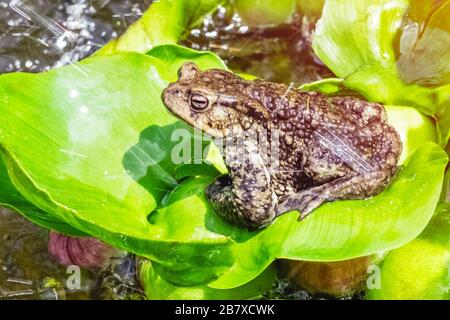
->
xmin=0 ymin=46 xmax=228 ymax=274
xmin=154 ymin=142 xmax=447 ymax=289
xmin=96 ymin=0 xmax=224 ymax=56
xmin=138 ymin=259 xmax=276 ymax=300
xmin=384 ymin=106 xmax=437 ymax=163
xmin=313 ymin=0 xmax=408 ymax=78
xmin=147 ymin=45 xmax=228 ymax=81
xmin=175 ymin=163 xmax=223 ymax=180
xmin=296 ymin=0 xmax=325 ymax=17
xmin=397 ymin=0 xmax=450 ymax=87
xmin=0 ymin=154 xmax=86 ymax=236
xmin=148 ymin=176 xmax=235 ymax=286
xmin=367 ymin=203 xmax=450 ymax=300
xmin=312 ymin=0 xmax=450 ymax=144
xmin=234 ymin=0 xmax=297 ymax=27
xmin=299 ymin=78 xmax=349 ymax=95
xmin=0 ymin=0 xmax=224 ymax=234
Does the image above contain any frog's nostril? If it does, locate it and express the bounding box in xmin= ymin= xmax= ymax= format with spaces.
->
xmin=167 ymin=88 xmax=181 ymax=96
xmin=163 ymin=87 xmax=177 ymax=97
xmin=162 ymin=87 xmax=183 ymax=108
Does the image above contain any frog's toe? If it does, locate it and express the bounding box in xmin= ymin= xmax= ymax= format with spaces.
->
xmin=277 ymin=189 xmax=325 ymax=220
xmin=297 ymin=198 xmax=324 ymax=220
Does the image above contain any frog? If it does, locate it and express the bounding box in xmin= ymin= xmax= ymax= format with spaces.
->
xmin=162 ymin=62 xmax=402 ymax=229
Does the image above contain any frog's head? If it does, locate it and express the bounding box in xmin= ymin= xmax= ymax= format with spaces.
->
xmin=162 ymin=62 xmax=270 ymax=138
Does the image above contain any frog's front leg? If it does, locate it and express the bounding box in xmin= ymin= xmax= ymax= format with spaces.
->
xmin=205 ymin=140 xmax=277 ymax=229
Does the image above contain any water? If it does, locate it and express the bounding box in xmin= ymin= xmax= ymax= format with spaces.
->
xmin=183 ymin=4 xmax=333 ymax=85
xmin=0 ymin=0 xmax=149 ymax=73
xmin=0 ymin=208 xmax=88 ymax=299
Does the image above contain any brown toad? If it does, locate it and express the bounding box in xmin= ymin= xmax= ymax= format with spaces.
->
xmin=162 ymin=63 xmax=402 ymax=229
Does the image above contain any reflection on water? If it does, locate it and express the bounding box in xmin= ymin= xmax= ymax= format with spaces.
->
xmin=0 ymin=0 xmax=149 ymax=73
xmin=0 ymin=208 xmax=88 ymax=299
xmin=0 ymin=208 xmax=146 ymax=299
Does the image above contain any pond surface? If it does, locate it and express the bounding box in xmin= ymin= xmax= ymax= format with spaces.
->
xmin=0 ymin=0 xmax=149 ymax=73
xmin=0 ymin=0 xmax=354 ymax=300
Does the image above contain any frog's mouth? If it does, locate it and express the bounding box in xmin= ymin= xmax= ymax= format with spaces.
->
xmin=195 ymin=124 xmax=225 ymax=138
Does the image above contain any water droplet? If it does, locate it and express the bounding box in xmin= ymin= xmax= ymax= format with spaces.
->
xmin=238 ymin=25 xmax=249 ymax=33
xmin=205 ymin=30 xmax=218 ymax=38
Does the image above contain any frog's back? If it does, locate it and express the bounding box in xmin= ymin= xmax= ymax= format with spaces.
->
xmin=247 ymin=80 xmax=387 ymax=129
xmin=246 ymin=78 xmax=402 ymax=188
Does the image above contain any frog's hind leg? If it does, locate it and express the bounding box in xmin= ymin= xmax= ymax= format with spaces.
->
xmin=206 ymin=173 xmax=277 ymax=229
xmin=276 ymin=171 xmax=392 ymax=220
xmin=205 ymin=140 xmax=277 ymax=229
xmin=282 ymin=120 xmax=401 ymax=220
xmin=205 ymin=175 xmax=239 ymax=223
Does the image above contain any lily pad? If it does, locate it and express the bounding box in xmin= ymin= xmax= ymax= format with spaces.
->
xmin=0 ymin=155 xmax=85 ymax=236
xmin=0 ymin=46 xmax=230 ymax=280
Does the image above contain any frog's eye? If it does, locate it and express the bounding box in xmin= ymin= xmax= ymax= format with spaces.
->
xmin=189 ymin=93 xmax=209 ymax=111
